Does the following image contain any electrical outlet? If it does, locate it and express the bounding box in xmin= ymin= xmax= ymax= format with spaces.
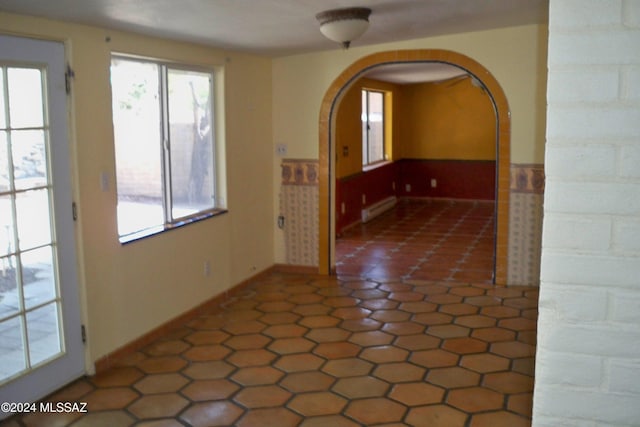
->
xmin=405 ymin=184 xmax=411 ymax=192
xmin=276 ymin=143 xmax=287 ymax=156
xmin=362 ymin=194 xmax=366 ymax=204
xmin=431 ymin=178 xmax=437 ymax=188
xmin=203 ymin=261 xmax=211 ymax=277
xmin=341 ymin=202 xmax=346 ymax=215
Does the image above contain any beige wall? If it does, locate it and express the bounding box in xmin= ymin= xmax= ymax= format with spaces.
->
xmin=0 ymin=12 xmax=274 ymax=365
xmin=273 ymin=24 xmax=548 ymax=263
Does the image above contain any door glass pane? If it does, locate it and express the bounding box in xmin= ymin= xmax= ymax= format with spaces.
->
xmin=0 ymin=255 xmax=20 ymax=319
xmin=26 ymin=302 xmax=61 ymax=366
xmin=111 ymin=58 xmax=164 ymax=236
xmin=16 ymin=189 xmax=51 ymax=251
xmin=0 ymin=63 xmax=65 ymax=386
xmin=0 ymin=316 xmax=26 ymax=381
xmin=7 ymin=68 xmax=44 ymax=129
xmin=11 ymin=130 xmax=47 ymax=191
xmin=167 ymin=68 xmax=215 ymax=220
xmin=1 ymin=132 xmax=9 ymax=192
xmin=0 ymin=68 xmax=5 ymax=128
xmin=22 ymin=246 xmax=55 ymax=310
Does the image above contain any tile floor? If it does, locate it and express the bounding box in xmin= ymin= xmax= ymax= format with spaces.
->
xmin=336 ymin=199 xmax=496 ymax=283
xmin=6 ymin=200 xmax=538 ymax=427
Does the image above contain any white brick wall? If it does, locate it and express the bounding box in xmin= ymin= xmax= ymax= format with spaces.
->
xmin=534 ymin=1 xmax=640 ymax=426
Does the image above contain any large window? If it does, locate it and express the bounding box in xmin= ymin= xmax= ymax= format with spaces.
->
xmin=111 ymin=56 xmax=223 ymax=241
xmin=361 ymin=89 xmax=385 ymax=166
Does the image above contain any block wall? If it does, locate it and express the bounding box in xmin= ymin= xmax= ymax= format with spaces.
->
xmin=534 ymin=1 xmax=640 ymax=426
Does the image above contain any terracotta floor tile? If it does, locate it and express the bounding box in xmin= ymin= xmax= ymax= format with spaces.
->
xmin=288 ymin=391 xmax=347 ymax=416
xmin=469 ymin=410 xmax=531 ymax=427
xmin=344 ymin=397 xmax=407 ymax=425
xmin=65 ymin=410 xmax=134 ymax=427
xmin=405 ymin=404 xmax=468 ymax=427
xmin=460 ymin=353 xmax=511 ymax=373
xmin=447 ymin=386 xmax=504 ymax=412
xmin=322 ymin=358 xmax=374 ymax=377
xmin=280 ymin=371 xmax=335 ymax=392
xmin=133 ymin=373 xmax=189 ymax=394
xmin=275 ymin=353 xmax=324 ymax=373
xmin=349 ymin=330 xmax=395 ymax=346
xmin=332 ymin=376 xmax=389 ymax=399
xmin=388 ymin=382 xmax=445 ymax=406
xmin=127 ymin=394 xmax=189 ymax=419
xmin=233 ymin=385 xmax=291 ymax=408
xmin=268 ymin=337 xmax=316 ymax=355
xmin=225 ymin=348 xmax=277 ymax=366
xmin=373 ymin=362 xmax=426 ymax=382
xmin=182 ymin=360 xmax=235 ymax=379
xmin=180 ymin=401 xmax=244 ymax=427
xmin=427 ymin=366 xmax=481 ymax=388
xmin=8 ymin=201 xmax=538 ymax=427
xmin=83 ymin=387 xmax=139 ymax=411
xmin=298 ymin=415 xmax=361 ymax=427
xmin=181 ymin=379 xmax=239 ymax=401
xmin=237 ymin=407 xmax=302 ymax=427
xmin=483 ymin=371 xmax=534 ymax=394
xmin=89 ymin=366 xmax=144 ymax=387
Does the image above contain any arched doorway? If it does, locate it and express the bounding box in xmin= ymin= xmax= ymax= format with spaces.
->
xmin=318 ymin=49 xmax=511 ymax=285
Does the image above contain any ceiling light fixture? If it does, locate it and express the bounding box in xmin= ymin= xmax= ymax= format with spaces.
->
xmin=316 ymin=7 xmax=372 ymax=49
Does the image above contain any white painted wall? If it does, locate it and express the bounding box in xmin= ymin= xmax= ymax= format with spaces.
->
xmin=534 ymin=1 xmax=640 ymax=425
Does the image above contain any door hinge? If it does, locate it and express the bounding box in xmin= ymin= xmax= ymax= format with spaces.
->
xmin=65 ymin=64 xmax=75 ymax=95
xmin=72 ymin=201 xmax=78 ymax=221
xmin=81 ymin=325 xmax=87 ymax=344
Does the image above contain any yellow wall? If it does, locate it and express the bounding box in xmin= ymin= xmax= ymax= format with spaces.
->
xmin=336 ymin=78 xmax=400 ymax=178
xmin=0 ymin=12 xmax=274 ymax=366
xmin=399 ymin=77 xmax=496 ymax=160
xmin=272 ymin=24 xmax=548 ymax=262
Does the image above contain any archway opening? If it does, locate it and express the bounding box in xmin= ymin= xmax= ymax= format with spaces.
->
xmin=318 ymin=49 xmax=511 ymax=285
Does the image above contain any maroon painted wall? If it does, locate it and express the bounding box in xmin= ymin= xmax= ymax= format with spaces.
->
xmin=336 ymin=159 xmax=495 ymax=234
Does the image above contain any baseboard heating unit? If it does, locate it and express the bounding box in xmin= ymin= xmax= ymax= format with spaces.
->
xmin=361 ymin=196 xmax=397 ymax=223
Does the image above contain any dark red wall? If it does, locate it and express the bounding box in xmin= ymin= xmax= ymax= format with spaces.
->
xmin=336 ymin=159 xmax=496 ymax=234
xmin=398 ymin=159 xmax=496 ymax=200
xmin=336 ymin=162 xmax=398 ymax=233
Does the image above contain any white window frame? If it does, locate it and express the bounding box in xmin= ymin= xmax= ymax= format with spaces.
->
xmin=110 ymin=55 xmax=226 ymax=243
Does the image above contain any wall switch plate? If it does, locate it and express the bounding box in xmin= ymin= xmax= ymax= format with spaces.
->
xmin=405 ymin=184 xmax=411 ymax=192
xmin=431 ymin=178 xmax=437 ymax=188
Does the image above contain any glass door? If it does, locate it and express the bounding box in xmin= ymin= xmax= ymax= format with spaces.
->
xmin=0 ymin=35 xmax=83 ymax=416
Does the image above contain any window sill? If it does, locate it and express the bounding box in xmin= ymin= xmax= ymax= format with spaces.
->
xmin=119 ymin=208 xmax=228 ymax=244
xmin=363 ymin=160 xmax=393 ymax=173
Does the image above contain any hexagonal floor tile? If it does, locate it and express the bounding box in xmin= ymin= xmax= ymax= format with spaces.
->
xmin=181 ymin=379 xmax=239 ymax=401
xmin=235 ymin=407 xmax=301 ymax=427
xmin=447 ymin=387 xmax=504 ymax=412
xmin=332 ymin=376 xmax=389 ymax=399
xmin=280 ymin=371 xmax=335 ymax=393
xmin=360 ymin=345 xmax=409 ymax=363
xmin=233 ymin=385 xmax=292 ymax=408
xmin=180 ymin=401 xmax=244 ymax=427
xmin=84 ymin=387 xmax=139 ymax=411
xmin=483 ymin=371 xmax=534 ymax=394
xmin=373 ymin=362 xmax=426 ymax=383
xmin=427 ymin=366 xmax=481 ymax=389
xmin=137 ymin=356 xmax=188 ymax=374
xmin=344 ymin=397 xmax=407 ymax=425
xmin=128 ymin=394 xmax=189 ymax=419
xmin=388 ymin=382 xmax=444 ymax=406
xmin=133 ymin=373 xmax=189 ymax=394
xmin=287 ymin=391 xmax=347 ymax=416
xmin=274 ymin=353 xmax=324 ymax=373
xmin=405 ymin=404 xmax=468 ymax=427
xmin=322 ymin=358 xmax=374 ymax=377
xmin=90 ymin=366 xmax=144 ymax=387
xmin=231 ymin=366 xmax=284 ymax=386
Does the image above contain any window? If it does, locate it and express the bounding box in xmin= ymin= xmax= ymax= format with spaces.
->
xmin=110 ymin=56 xmax=223 ymax=241
xmin=361 ymin=89 xmax=385 ymax=166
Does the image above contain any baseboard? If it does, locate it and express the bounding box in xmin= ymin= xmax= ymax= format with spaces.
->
xmin=93 ymin=265 xmax=276 ymax=374
xmin=272 ymin=263 xmax=320 ymax=275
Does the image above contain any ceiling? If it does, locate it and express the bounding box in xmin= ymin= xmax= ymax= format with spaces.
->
xmin=0 ymin=0 xmax=548 ymax=57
